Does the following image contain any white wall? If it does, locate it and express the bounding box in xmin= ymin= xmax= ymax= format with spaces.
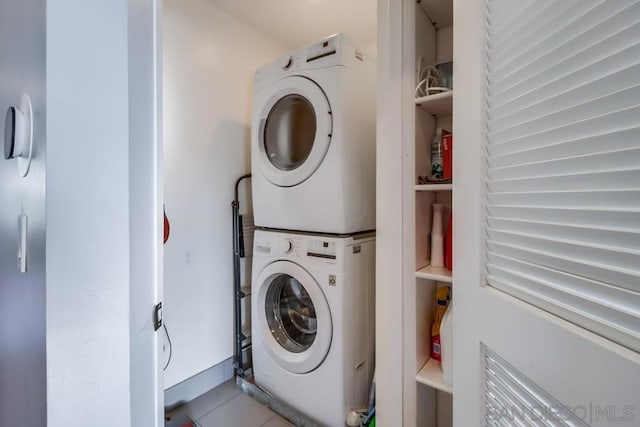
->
xmin=0 ymin=1 xmax=47 ymax=425
xmin=47 ymin=1 xmax=148 ymax=425
xmin=46 ymin=2 xmax=161 ymax=425
xmin=163 ymin=0 xmax=288 ymax=388
xmin=207 ymin=0 xmax=377 ymax=57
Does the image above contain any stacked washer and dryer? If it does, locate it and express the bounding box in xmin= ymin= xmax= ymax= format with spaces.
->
xmin=250 ymin=34 xmax=376 ymax=427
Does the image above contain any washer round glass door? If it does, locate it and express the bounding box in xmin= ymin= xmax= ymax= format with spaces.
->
xmin=256 ymin=76 xmax=332 ymax=187
xmin=256 ymin=261 xmax=332 ymax=374
xmin=265 ymin=273 xmax=317 ymax=353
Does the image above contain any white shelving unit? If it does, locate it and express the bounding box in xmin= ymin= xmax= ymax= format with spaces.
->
xmin=376 ymin=0 xmax=455 ymax=425
xmin=416 ymin=358 xmax=453 ymax=395
xmin=412 ymin=0 xmax=455 ymax=424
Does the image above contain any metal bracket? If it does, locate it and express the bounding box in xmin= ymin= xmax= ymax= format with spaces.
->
xmin=153 ymin=302 xmax=163 ymax=331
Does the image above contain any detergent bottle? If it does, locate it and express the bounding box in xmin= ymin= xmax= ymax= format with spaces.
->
xmin=431 ymin=286 xmax=450 ymax=361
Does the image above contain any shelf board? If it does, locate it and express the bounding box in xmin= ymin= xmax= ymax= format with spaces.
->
xmin=415 ymin=90 xmax=453 ymax=116
xmin=416 ymin=358 xmax=453 ymax=394
xmin=415 ymin=265 xmax=452 ymax=282
xmin=415 ymin=183 xmax=452 ymax=191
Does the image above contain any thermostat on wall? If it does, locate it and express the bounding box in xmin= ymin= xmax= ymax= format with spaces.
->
xmin=4 ymin=93 xmax=34 ymax=177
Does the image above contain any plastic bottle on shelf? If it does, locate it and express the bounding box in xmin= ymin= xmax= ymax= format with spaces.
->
xmin=431 ymin=204 xmax=444 ymax=267
xmin=431 ymin=128 xmax=443 ymax=179
xmin=441 ymin=298 xmax=453 ymax=386
xmin=431 ymin=286 xmax=450 ymax=361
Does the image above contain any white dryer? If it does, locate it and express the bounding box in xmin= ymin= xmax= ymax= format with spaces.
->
xmin=251 ymin=34 xmax=376 ymax=234
xmin=251 ymin=229 xmax=375 ymax=427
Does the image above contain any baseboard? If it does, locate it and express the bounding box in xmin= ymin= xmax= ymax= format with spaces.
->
xmin=164 ymin=357 xmax=234 ymax=410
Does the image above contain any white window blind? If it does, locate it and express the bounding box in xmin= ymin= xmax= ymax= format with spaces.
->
xmin=484 ymin=0 xmax=640 ymax=352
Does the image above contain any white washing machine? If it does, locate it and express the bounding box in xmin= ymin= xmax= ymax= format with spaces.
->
xmin=251 ymin=229 xmax=375 ymax=427
xmin=251 ymin=34 xmax=376 ymax=234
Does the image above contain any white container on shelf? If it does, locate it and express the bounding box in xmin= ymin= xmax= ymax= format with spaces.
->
xmin=431 ymin=204 xmax=445 ymax=267
xmin=440 ymin=299 xmax=453 ymax=386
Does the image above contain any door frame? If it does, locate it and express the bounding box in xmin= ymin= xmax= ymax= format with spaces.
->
xmin=128 ymin=0 xmax=164 ymax=425
xmin=375 ymin=0 xmax=419 ymax=425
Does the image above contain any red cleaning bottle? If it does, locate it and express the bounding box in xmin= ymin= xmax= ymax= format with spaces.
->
xmin=445 ymin=211 xmax=452 ymax=271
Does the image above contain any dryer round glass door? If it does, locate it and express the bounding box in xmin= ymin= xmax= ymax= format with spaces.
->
xmin=264 ymin=95 xmax=316 ymax=172
xmin=256 ymin=260 xmax=332 ymax=374
xmin=256 ymin=76 xmax=332 ymax=187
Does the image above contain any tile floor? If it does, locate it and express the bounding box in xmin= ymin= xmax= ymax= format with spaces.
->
xmin=166 ymin=380 xmax=293 ymax=427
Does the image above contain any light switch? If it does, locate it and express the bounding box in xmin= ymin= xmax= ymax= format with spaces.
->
xmin=17 ymin=214 xmax=27 ymax=273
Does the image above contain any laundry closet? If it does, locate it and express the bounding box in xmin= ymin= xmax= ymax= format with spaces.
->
xmin=162 ymin=0 xmax=377 ymax=425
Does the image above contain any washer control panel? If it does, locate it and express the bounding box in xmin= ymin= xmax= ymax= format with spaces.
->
xmin=306 ymin=239 xmax=337 ymax=260
xmin=254 ymin=232 xmax=339 ymax=264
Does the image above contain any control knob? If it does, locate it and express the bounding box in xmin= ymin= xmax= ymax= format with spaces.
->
xmin=279 ymin=239 xmax=293 ymax=254
xmin=279 ymin=55 xmax=292 ymax=69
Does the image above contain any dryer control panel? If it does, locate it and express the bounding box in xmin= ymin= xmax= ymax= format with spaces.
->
xmin=253 ymin=33 xmax=356 ymax=90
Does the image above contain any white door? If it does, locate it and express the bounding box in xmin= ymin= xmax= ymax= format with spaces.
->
xmin=254 ymin=76 xmax=333 ymax=187
xmin=455 ymin=1 xmax=640 ymax=426
xmin=255 ymin=260 xmax=333 ymax=373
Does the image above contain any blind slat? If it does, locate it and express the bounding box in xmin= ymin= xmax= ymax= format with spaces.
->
xmin=486 ymin=229 xmax=640 ymax=274
xmin=487 ymin=190 xmax=640 ymax=210
xmin=483 ymin=347 xmax=588 ymax=427
xmin=488 ymin=128 xmax=640 ymax=168
xmin=489 ymin=43 xmax=640 ymax=119
xmin=487 ymin=205 xmax=640 ymax=232
xmin=488 ymin=149 xmax=640 ymax=181
xmin=487 ymin=0 xmax=539 ymax=45
xmin=487 ymin=356 xmax=575 ymax=426
xmin=489 ymin=2 xmax=640 ymax=86
xmin=488 ymin=0 xmax=605 ymax=65
xmin=487 ymin=273 xmax=640 ymax=341
xmin=489 ymin=85 xmax=640 ymax=145
xmin=487 ymin=217 xmax=640 ymax=252
xmin=487 ymin=253 xmax=640 ymax=316
xmin=486 ymin=206 xmax=640 ymax=230
xmin=489 ymin=64 xmax=640 ymax=131
xmin=488 ymin=1 xmax=576 ymax=58
xmin=487 ymin=106 xmax=640 ymax=156
xmin=486 ymin=380 xmax=544 ymax=427
xmin=486 ymin=170 xmax=640 ymax=193
xmin=488 ymin=241 xmax=640 ymax=294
